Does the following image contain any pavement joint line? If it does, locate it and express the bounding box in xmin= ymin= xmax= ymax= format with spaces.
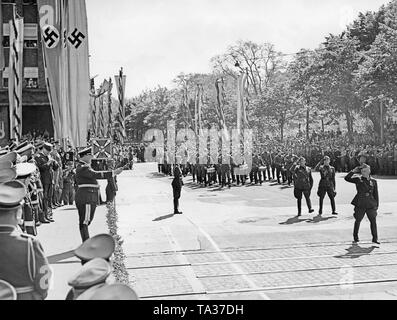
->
xmin=204 ymin=278 xmax=397 ymax=296
xmin=195 ymin=261 xmax=397 ymax=279
xmin=161 ymin=226 xmax=208 ymax=298
xmin=123 ymin=239 xmax=397 ymax=259
xmin=132 ymin=278 xmax=397 ymax=300
xmin=184 ymin=216 xmax=271 ymax=301
xmin=125 ymin=251 xmax=397 ymax=270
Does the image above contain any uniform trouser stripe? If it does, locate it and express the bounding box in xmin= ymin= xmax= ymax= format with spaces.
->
xmin=84 ymin=204 xmax=91 ymax=225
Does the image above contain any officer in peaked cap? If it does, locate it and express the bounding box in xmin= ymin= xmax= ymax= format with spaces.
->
xmin=0 ymin=180 xmax=52 ymax=300
xmin=75 ymin=148 xmax=123 ymax=242
xmin=74 ymin=234 xmax=116 ymax=265
xmin=78 ymin=284 xmax=139 ymax=301
xmin=65 ymin=258 xmax=112 ymax=300
xmin=0 ymin=280 xmax=17 ymax=300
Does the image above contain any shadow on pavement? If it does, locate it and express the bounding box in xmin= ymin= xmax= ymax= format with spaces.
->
xmin=279 ymin=216 xmax=310 ymax=225
xmin=306 ymin=216 xmax=338 ymax=224
xmin=147 ymin=172 xmax=169 ymax=179
xmin=47 ymin=250 xmax=76 ymax=264
xmin=153 ymin=214 xmax=175 ymax=222
xmin=334 ymin=245 xmax=378 ymax=259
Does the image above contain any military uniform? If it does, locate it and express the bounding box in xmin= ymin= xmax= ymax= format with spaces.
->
xmin=0 ymin=180 xmax=52 ymax=300
xmin=345 ymin=171 xmax=379 ymax=243
xmin=172 ymin=166 xmax=183 ymax=214
xmin=75 ymin=163 xmax=113 ymax=242
xmin=317 ymin=163 xmax=337 ymax=215
xmin=293 ymin=164 xmax=314 ymax=216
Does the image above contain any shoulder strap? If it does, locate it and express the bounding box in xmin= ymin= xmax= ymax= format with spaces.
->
xmin=27 ymin=237 xmax=36 ymax=283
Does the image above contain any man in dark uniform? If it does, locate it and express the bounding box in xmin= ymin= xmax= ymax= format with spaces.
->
xmin=172 ymin=165 xmax=183 ymax=214
xmin=274 ymin=152 xmax=284 ymax=184
xmin=292 ymin=157 xmax=315 ymax=216
xmin=35 ymin=143 xmax=57 ymax=222
xmin=75 ymin=148 xmax=123 ymax=242
xmin=345 ymin=164 xmax=380 ymax=244
xmin=0 ymin=180 xmax=52 ymax=300
xmin=315 ymin=156 xmax=337 ymax=216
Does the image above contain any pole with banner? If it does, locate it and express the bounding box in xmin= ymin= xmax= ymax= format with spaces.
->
xmin=8 ymin=5 xmax=24 ymax=143
xmin=107 ymin=77 xmax=113 ymax=139
xmin=115 ymin=68 xmax=126 ymax=144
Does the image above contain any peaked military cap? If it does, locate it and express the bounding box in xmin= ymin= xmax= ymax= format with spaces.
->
xmin=78 ymin=147 xmax=92 ymax=158
xmin=74 ymin=234 xmax=116 ymax=261
xmin=0 ymin=180 xmax=26 ymax=210
xmin=0 ymin=280 xmax=17 ymax=300
xmin=78 ymin=284 xmax=139 ymax=301
xmin=15 ymin=163 xmax=37 ymax=179
xmin=0 ymin=168 xmax=17 ymax=184
xmin=0 ymin=152 xmax=17 ymax=165
xmin=68 ymin=258 xmax=112 ymax=289
xmin=43 ymin=143 xmax=53 ymax=151
xmin=0 ymin=161 xmax=13 ymax=170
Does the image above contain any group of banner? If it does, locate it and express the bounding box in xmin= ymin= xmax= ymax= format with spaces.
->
xmin=89 ymin=68 xmax=126 ymax=143
xmin=182 ymin=72 xmax=250 ymax=136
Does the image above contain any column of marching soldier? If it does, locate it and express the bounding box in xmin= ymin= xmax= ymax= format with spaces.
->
xmin=160 ymin=146 xmax=381 ymax=245
xmin=0 ymin=141 xmax=138 ymax=300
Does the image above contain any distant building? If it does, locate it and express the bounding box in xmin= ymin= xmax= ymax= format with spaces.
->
xmin=0 ymin=0 xmax=53 ymax=146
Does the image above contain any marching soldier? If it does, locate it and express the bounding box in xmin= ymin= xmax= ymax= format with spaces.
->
xmin=75 ymin=148 xmax=123 ymax=242
xmin=172 ymin=165 xmax=184 ymax=214
xmin=292 ymin=157 xmax=315 ymax=216
xmin=274 ymin=152 xmax=284 ymax=184
xmin=0 ymin=180 xmax=52 ymax=300
xmin=315 ymin=156 xmax=338 ymax=216
xmin=345 ymin=164 xmax=380 ymax=244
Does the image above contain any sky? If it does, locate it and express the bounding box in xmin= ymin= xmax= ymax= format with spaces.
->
xmin=86 ymin=0 xmax=391 ymax=98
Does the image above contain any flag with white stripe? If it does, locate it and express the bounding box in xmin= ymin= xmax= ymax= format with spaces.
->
xmin=115 ymin=68 xmax=126 ymax=142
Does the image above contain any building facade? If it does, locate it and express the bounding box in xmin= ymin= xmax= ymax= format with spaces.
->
xmin=1 ymin=0 xmax=53 ymax=147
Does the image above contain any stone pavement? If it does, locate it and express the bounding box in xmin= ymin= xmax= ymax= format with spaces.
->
xmin=36 ymin=163 xmax=397 ymax=300
xmin=37 ymin=202 xmax=108 ymax=300
xmin=114 ymin=163 xmax=397 ymax=300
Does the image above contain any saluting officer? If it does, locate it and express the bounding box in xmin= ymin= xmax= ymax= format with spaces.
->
xmin=0 ymin=180 xmax=52 ymax=300
xmin=345 ymin=164 xmax=380 ymax=245
xmin=292 ymin=157 xmax=315 ymax=217
xmin=315 ymin=156 xmax=338 ymax=216
xmin=75 ymin=148 xmax=123 ymax=242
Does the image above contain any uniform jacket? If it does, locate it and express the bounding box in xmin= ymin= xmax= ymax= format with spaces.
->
xmin=35 ymin=153 xmax=56 ymax=185
xmin=75 ymin=165 xmax=113 ymax=204
xmin=318 ymin=165 xmax=336 ymax=189
xmin=0 ymin=225 xmax=51 ymax=300
xmin=293 ymin=165 xmax=313 ymax=191
xmin=345 ymin=172 xmax=379 ymax=209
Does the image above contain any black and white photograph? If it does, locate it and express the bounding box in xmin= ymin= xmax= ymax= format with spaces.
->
xmin=1 ymin=0 xmax=397 ymax=310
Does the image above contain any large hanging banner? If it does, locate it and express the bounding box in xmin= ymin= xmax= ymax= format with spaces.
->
xmin=38 ymin=0 xmax=90 ymax=147
xmin=8 ymin=14 xmax=24 ymax=142
xmin=63 ymin=0 xmax=90 ymax=147
xmin=38 ymin=0 xmax=63 ymax=141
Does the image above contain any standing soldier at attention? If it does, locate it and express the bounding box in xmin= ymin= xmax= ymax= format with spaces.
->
xmin=345 ymin=164 xmax=380 ymax=245
xmin=75 ymin=148 xmax=123 ymax=242
xmin=0 ymin=180 xmax=52 ymax=300
xmin=315 ymin=156 xmax=338 ymax=216
xmin=292 ymin=157 xmax=315 ymax=217
xmin=172 ymin=165 xmax=184 ymax=214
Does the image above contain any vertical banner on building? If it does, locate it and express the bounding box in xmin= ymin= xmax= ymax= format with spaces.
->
xmin=38 ymin=0 xmax=63 ymax=141
xmin=115 ymin=68 xmax=126 ymax=143
xmin=63 ymin=0 xmax=90 ymax=147
xmin=8 ymin=12 xmax=24 ymax=142
xmin=38 ymin=0 xmax=90 ymax=147
xmin=0 ymin=0 xmax=4 ymax=71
